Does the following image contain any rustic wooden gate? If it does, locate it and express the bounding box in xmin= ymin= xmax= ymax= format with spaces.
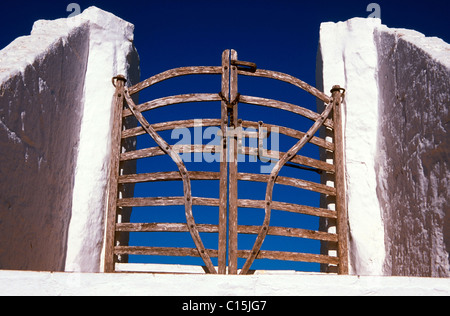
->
xmin=105 ymin=49 xmax=348 ymax=275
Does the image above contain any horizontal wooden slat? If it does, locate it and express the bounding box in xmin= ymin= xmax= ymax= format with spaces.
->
xmin=239 ymin=95 xmax=333 ymax=129
xmin=238 ymin=199 xmax=337 ymax=219
xmin=237 ymin=225 xmax=338 ymax=242
xmin=241 ymin=147 xmax=335 ymax=173
xmin=120 ymin=146 xmax=164 ymax=161
xmin=237 ymin=173 xmax=336 ymax=196
xmin=120 ymin=145 xmax=221 ymax=162
xmin=123 ymin=93 xmax=221 ymax=117
xmin=237 ymin=249 xmax=339 ymax=265
xmin=115 ymin=246 xmax=219 ymax=258
xmin=240 ymin=120 xmax=334 ymax=151
xmin=237 ymin=69 xmax=332 ymax=104
xmin=128 ymin=66 xmax=223 ymax=95
xmin=122 ymin=119 xmax=222 ymax=139
xmin=116 ymin=223 xmax=219 ymax=233
xmin=119 ymin=171 xmax=220 ymax=184
xmin=117 ymin=196 xmax=220 ymax=208
xmin=116 ymin=222 xmax=337 ymax=242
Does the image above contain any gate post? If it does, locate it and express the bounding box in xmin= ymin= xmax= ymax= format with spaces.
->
xmin=104 ymin=75 xmax=127 ymax=273
xmin=331 ymin=85 xmax=349 ymax=275
xmin=228 ymin=49 xmax=239 ymax=274
xmin=218 ymin=50 xmax=230 ymax=274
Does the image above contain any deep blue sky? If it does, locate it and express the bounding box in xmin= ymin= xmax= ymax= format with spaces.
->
xmin=1 ymin=0 xmax=449 ymax=86
xmin=2 ymin=0 xmax=448 ymax=272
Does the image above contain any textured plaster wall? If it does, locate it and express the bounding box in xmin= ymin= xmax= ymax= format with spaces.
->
xmin=63 ymin=7 xmax=139 ymax=273
xmin=0 ymin=7 xmax=139 ymax=272
xmin=317 ymin=18 xmax=449 ymax=277
xmin=375 ymin=27 xmax=450 ymax=277
xmin=0 ymin=20 xmax=90 ymax=271
xmin=317 ymin=18 xmax=386 ymax=275
xmin=0 ymin=270 xmax=449 ymax=296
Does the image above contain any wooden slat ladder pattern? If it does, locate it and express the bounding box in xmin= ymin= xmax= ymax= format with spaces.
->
xmin=104 ymin=49 xmax=349 ymax=275
xmin=122 ymin=90 xmax=217 ymax=274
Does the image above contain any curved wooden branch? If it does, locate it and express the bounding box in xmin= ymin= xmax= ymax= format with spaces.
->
xmin=239 ymin=99 xmax=335 ymax=275
xmin=122 ymin=118 xmax=222 ymax=139
xmin=123 ymin=90 xmax=217 ymax=274
xmin=118 ymin=171 xmax=220 ymax=184
xmin=237 ymin=69 xmax=332 ymax=104
xmin=237 ymin=172 xmax=336 ymax=196
xmin=122 ymin=93 xmax=222 ymax=118
xmin=237 ymin=199 xmax=337 ymax=219
xmin=239 ymin=95 xmax=333 ymax=129
xmin=128 ymin=66 xmax=222 ymax=95
xmin=239 ymin=120 xmax=334 ymax=151
xmin=120 ymin=144 xmax=221 ymax=162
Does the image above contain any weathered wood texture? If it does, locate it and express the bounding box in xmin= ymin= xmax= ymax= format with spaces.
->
xmin=122 ymin=94 xmax=221 ymax=118
xmin=228 ymin=49 xmax=239 ymax=274
xmin=115 ymin=246 xmax=219 ymax=258
xmin=115 ymin=222 xmax=338 ymax=243
xmin=240 ymin=147 xmax=335 ymax=173
xmin=117 ymin=196 xmax=220 ymax=208
xmin=237 ymin=250 xmax=339 ymax=265
xmin=120 ymin=145 xmax=221 ymax=162
xmin=123 ymin=90 xmax=217 ymax=274
xmin=128 ymin=67 xmax=222 ymax=95
xmin=105 ymin=50 xmax=348 ymax=275
xmin=119 ymin=171 xmax=220 ymax=184
xmin=218 ymin=50 xmax=230 ymax=274
xmin=104 ymin=76 xmax=126 ymax=273
xmin=239 ymin=99 xmax=335 ymax=274
xmin=239 ymin=96 xmax=334 ymax=129
xmin=116 ymin=223 xmax=219 ymax=233
xmin=122 ymin=119 xmax=221 ymax=139
xmin=240 ymin=120 xmax=334 ymax=151
xmin=237 ymin=173 xmax=336 ymax=196
xmin=237 ymin=199 xmax=337 ymax=219
xmin=331 ymin=86 xmax=349 ymax=275
xmin=237 ymin=69 xmax=332 ymax=104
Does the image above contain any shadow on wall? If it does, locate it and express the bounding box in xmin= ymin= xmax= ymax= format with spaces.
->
xmin=375 ymin=29 xmax=450 ymax=277
xmin=0 ymin=25 xmax=90 ymax=271
xmin=445 ymin=210 xmax=450 ymax=262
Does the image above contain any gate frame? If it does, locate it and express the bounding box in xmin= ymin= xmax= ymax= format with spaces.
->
xmin=104 ymin=50 xmax=348 ymax=275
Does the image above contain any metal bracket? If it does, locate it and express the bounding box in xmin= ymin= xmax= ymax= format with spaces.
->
xmin=330 ymin=85 xmax=346 ymax=103
xmin=231 ymin=59 xmax=257 ymax=73
xmin=258 ymin=121 xmax=271 ymax=163
xmin=112 ymin=75 xmax=127 ymax=88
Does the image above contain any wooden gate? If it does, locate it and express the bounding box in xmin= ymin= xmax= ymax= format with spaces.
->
xmin=105 ymin=49 xmax=348 ymax=275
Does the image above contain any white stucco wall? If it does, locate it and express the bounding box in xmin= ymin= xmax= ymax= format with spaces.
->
xmin=63 ymin=7 xmax=139 ymax=273
xmin=0 ymin=13 xmax=90 ymax=271
xmin=317 ymin=18 xmax=386 ymax=276
xmin=0 ymin=270 xmax=448 ymax=296
xmin=375 ymin=25 xmax=450 ymax=277
xmin=0 ymin=7 xmax=139 ymax=272
xmin=317 ymin=18 xmax=449 ymax=277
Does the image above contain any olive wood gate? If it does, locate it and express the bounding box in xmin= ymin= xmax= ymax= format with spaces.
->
xmin=105 ymin=49 xmax=348 ymax=275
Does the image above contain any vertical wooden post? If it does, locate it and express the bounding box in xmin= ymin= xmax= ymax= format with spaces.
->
xmin=331 ymin=85 xmax=349 ymax=275
xmin=228 ymin=49 xmax=239 ymax=274
xmin=104 ymin=75 xmax=127 ymax=273
xmin=218 ymin=50 xmax=230 ymax=274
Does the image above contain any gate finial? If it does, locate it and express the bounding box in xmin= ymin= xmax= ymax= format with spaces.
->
xmin=112 ymin=75 xmax=127 ymax=87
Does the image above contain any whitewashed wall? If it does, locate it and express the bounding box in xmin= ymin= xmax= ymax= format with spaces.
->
xmin=0 ymin=270 xmax=449 ymax=296
xmin=317 ymin=18 xmax=449 ymax=277
xmin=375 ymin=25 xmax=450 ymax=277
xmin=0 ymin=15 xmax=90 ymax=271
xmin=0 ymin=7 xmax=139 ymax=272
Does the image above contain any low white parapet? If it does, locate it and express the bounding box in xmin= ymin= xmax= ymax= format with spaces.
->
xmin=0 ymin=270 xmax=448 ymax=296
